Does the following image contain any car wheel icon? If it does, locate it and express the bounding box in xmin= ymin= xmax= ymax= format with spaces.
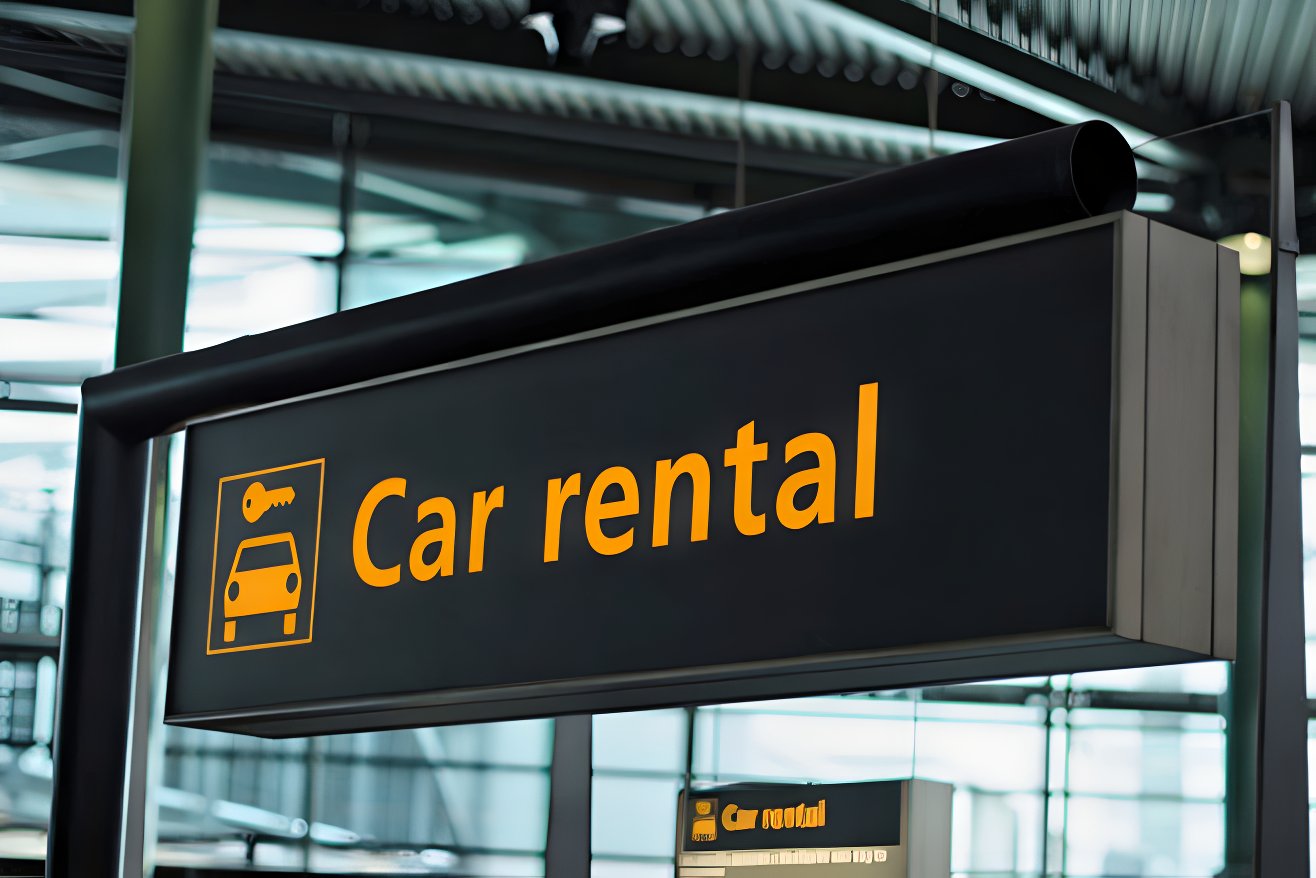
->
xmin=284 ymin=573 xmax=300 ymax=635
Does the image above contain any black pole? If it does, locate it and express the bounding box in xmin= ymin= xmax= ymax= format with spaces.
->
xmin=45 ymin=421 xmax=148 ymax=877
xmin=1253 ymin=100 xmax=1309 ymax=876
xmin=111 ymin=0 xmax=217 ymax=369
xmin=545 ymin=715 xmax=593 ymax=877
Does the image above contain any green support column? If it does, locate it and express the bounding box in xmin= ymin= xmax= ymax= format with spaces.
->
xmin=1223 ymin=102 xmax=1309 ymax=876
xmin=45 ymin=3 xmax=216 ymax=876
xmin=1224 ymin=278 xmax=1269 ymax=875
xmin=113 ymin=2 xmax=219 ymax=870
xmin=113 ymin=0 xmax=218 ymax=367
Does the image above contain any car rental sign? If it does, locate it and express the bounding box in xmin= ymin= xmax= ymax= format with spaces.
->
xmin=165 ymin=215 xmax=1239 ymax=736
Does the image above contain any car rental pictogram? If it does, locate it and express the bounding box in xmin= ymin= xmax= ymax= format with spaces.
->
xmin=207 ymin=459 xmax=325 ymax=655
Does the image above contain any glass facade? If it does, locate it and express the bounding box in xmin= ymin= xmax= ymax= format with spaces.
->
xmin=589 ymin=673 xmax=1232 ymax=878
xmin=1 ymin=4 xmax=1314 ymax=875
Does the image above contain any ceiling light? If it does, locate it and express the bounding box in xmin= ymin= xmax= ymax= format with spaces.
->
xmin=1218 ymin=232 xmax=1272 ymax=276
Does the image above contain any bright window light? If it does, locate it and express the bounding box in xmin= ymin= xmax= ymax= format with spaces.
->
xmin=1132 ymin=192 xmax=1174 ymax=213
xmin=1297 ymin=255 xmax=1316 ymax=303
xmin=0 ymin=411 xmax=80 ymax=445
xmin=193 ymin=225 xmax=344 ymax=256
xmin=0 ymin=317 xmax=112 ymax=366
xmin=0 ymin=237 xmax=120 ymax=283
xmin=0 ymin=558 xmax=40 ymax=601
xmin=0 ymin=452 xmax=75 ymax=497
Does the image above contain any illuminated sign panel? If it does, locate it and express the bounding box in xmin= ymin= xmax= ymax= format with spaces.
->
xmin=678 ymin=781 xmax=951 ymax=876
xmin=165 ymin=216 xmax=1237 ymax=737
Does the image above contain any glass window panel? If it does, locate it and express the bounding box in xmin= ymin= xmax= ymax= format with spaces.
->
xmin=183 ymin=144 xmax=340 ymax=352
xmin=1300 ymin=342 xmax=1316 ymax=446
xmin=951 ymin=789 xmax=1045 ymax=875
xmin=449 ymin=718 xmax=554 ymax=768
xmin=309 ymin=724 xmax=550 ymax=858
xmin=692 ymin=702 xmax=916 ymax=783
xmin=429 ymin=766 xmax=549 ymax=852
xmin=912 ymin=714 xmax=1046 ymax=792
xmin=0 ymin=120 xmax=120 ymax=393
xmin=1303 ymin=469 xmax=1316 ymax=638
xmin=1311 ymin=806 xmax=1316 ymax=874
xmin=1309 ymin=720 xmax=1316 ymax=802
xmin=965 ymin=675 xmax=1050 ymax=687
xmin=0 ymin=559 xmax=39 ymax=603
xmin=157 ymin=724 xmax=310 ymax=865
xmin=1048 ymin=710 xmax=1070 ymax=794
xmin=1067 ymin=709 xmax=1225 ymax=732
xmin=1068 ymin=662 xmax=1229 ymax=695
xmin=594 ymin=709 xmax=687 ymax=773
xmin=342 ymin=157 xmax=695 ymax=310
xmin=1067 ymin=724 xmax=1225 ymax=800
xmin=913 ymin=698 xmax=1046 ymax=724
xmin=591 ymin=860 xmax=672 ymax=878
xmin=705 ymin=694 xmax=919 ymax=719
xmin=591 ymin=775 xmax=681 ymax=859
xmin=1063 ymin=796 xmax=1224 ymax=877
xmin=0 ymin=406 xmax=78 ymax=856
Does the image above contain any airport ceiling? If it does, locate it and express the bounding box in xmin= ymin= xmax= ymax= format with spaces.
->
xmin=0 ymin=0 xmax=1314 ymax=237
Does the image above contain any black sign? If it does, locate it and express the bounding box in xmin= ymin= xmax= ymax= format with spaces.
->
xmin=682 ymin=783 xmax=903 ymax=852
xmin=165 ymin=220 xmax=1231 ymax=736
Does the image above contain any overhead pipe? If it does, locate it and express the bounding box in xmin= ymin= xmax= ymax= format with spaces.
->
xmin=87 ymin=120 xmax=1135 ymax=437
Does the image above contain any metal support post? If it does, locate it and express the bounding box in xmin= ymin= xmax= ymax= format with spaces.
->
xmin=1223 ymin=101 xmax=1309 ymax=877
xmin=545 ymin=715 xmax=593 ymax=877
xmin=112 ymin=0 xmax=217 ymax=367
xmin=45 ymin=1 xmax=216 ymax=875
xmin=1225 ymin=274 xmax=1267 ymax=875
xmin=1253 ymin=100 xmax=1309 ymax=877
xmin=45 ymin=422 xmax=149 ymax=877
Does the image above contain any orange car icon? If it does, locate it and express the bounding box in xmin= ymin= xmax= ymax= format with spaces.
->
xmin=223 ymin=532 xmax=302 ymax=643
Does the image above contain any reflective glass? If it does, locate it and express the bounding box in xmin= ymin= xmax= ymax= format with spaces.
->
xmin=185 ymin=144 xmax=340 ymax=350
xmin=1062 ymin=797 xmax=1224 ymax=877
xmin=341 ymin=155 xmax=700 ymax=310
xmin=592 ymin=709 xmax=688 ymax=873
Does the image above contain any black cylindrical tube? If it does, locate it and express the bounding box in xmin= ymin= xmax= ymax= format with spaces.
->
xmin=91 ymin=121 xmax=1135 ymax=436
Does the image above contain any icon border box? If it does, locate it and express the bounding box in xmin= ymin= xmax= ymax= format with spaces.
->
xmin=206 ymin=458 xmax=325 ymax=655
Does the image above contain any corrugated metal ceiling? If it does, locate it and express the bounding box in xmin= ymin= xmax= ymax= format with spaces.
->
xmin=905 ymin=0 xmax=1316 ymax=121
xmin=0 ymin=1 xmax=997 ymax=169
xmin=338 ymin=0 xmax=1316 ymax=123
xmin=1 ymin=0 xmax=1311 ymax=172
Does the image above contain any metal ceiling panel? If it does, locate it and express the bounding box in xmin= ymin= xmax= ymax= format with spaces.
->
xmin=0 ymin=1 xmax=1000 ymax=168
xmin=905 ymin=0 xmax=1316 ymax=122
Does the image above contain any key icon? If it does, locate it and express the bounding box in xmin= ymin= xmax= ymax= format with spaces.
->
xmin=243 ymin=482 xmax=296 ymax=523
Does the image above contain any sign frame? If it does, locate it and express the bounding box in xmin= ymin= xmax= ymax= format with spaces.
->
xmin=676 ymin=780 xmax=953 ymax=877
xmin=158 ymin=211 xmax=1239 ymax=737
